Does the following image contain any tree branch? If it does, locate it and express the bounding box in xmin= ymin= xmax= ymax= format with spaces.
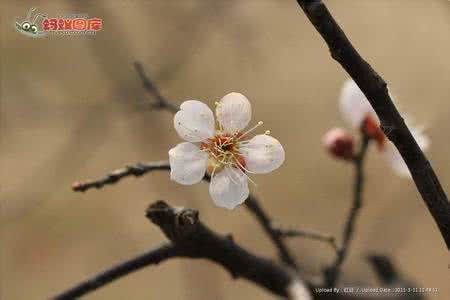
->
xmin=244 ymin=195 xmax=299 ymax=269
xmin=367 ymin=254 xmax=399 ymax=285
xmin=134 ymin=62 xmax=179 ymax=113
xmin=52 ymin=201 xmax=311 ymax=300
xmin=324 ymin=135 xmax=370 ymax=286
xmin=274 ymin=227 xmax=337 ymax=252
xmin=72 ymin=161 xmax=170 ymax=192
xmin=51 ymin=244 xmax=179 ymax=300
xmin=295 ymin=0 xmax=450 ymax=248
xmin=146 ymin=200 xmax=310 ymax=299
xmin=367 ymin=254 xmax=425 ymax=300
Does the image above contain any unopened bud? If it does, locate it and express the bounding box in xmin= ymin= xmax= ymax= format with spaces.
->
xmin=72 ymin=182 xmax=83 ymax=191
xmin=323 ymin=127 xmax=354 ymax=161
xmin=362 ymin=116 xmax=386 ymax=150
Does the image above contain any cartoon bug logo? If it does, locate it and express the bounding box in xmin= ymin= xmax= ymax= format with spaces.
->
xmin=16 ymin=8 xmax=102 ymax=37
xmin=15 ymin=8 xmax=47 ymax=37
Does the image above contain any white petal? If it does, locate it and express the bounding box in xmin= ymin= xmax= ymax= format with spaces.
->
xmin=288 ymin=281 xmax=312 ymax=300
xmin=384 ymin=143 xmax=411 ymax=177
xmin=169 ymin=142 xmax=208 ymax=185
xmin=339 ymin=79 xmax=378 ymax=129
xmin=174 ymin=100 xmax=215 ymax=142
xmin=216 ymin=92 xmax=251 ymax=134
xmin=410 ymin=125 xmax=430 ymax=152
xmin=209 ymin=167 xmax=249 ymax=209
xmin=239 ymin=134 xmax=285 ymax=174
xmin=384 ymin=126 xmax=430 ymax=178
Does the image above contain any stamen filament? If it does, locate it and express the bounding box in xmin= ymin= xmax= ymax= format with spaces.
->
xmin=231 ymin=153 xmax=258 ymax=175
xmin=236 ymin=121 xmax=264 ymax=141
xmin=211 ymin=165 xmax=217 ymax=178
xmin=229 ymin=163 xmax=257 ymax=186
xmin=225 ymin=167 xmax=239 ymax=185
xmin=220 ymin=121 xmax=265 ymax=148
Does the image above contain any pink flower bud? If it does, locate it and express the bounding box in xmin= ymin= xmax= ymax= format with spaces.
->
xmin=323 ymin=128 xmax=354 ymax=161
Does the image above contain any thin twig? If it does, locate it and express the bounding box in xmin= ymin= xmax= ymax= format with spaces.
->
xmin=244 ymin=196 xmax=299 ymax=268
xmin=72 ymin=161 xmax=170 ymax=192
xmin=324 ymin=135 xmax=370 ymax=286
xmin=366 ymin=254 xmax=425 ymax=299
xmin=295 ymin=0 xmax=450 ymax=248
xmin=274 ymin=227 xmax=338 ymax=252
xmin=134 ymin=62 xmax=179 ymax=113
xmin=52 ymin=201 xmax=311 ymax=300
xmin=51 ymin=244 xmax=178 ymax=300
xmin=367 ymin=254 xmax=399 ymax=285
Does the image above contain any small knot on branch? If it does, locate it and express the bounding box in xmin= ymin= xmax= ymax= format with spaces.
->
xmin=380 ymin=123 xmax=396 ymax=140
xmin=178 ymin=209 xmax=199 ymax=226
xmin=71 ymin=181 xmax=85 ymax=192
xmin=146 ymin=200 xmax=199 ymax=241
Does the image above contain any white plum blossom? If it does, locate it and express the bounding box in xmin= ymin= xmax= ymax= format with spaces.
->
xmin=169 ymin=92 xmax=285 ymax=209
xmin=339 ymin=79 xmax=430 ymax=177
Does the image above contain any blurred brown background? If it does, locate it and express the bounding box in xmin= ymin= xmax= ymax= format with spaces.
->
xmin=1 ymin=1 xmax=449 ymax=299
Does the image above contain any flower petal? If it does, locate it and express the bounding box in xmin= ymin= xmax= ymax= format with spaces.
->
xmin=209 ymin=167 xmax=249 ymax=209
xmin=169 ymin=142 xmax=208 ymax=185
xmin=384 ymin=143 xmax=411 ymax=177
xmin=216 ymin=92 xmax=251 ymax=134
xmin=339 ymin=79 xmax=378 ymax=129
xmin=174 ymin=100 xmax=215 ymax=142
xmin=384 ymin=126 xmax=430 ymax=178
xmin=239 ymin=134 xmax=285 ymax=174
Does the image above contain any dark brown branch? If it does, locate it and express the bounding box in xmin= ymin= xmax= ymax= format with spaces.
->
xmin=274 ymin=227 xmax=337 ymax=252
xmin=145 ymin=201 xmax=309 ymax=299
xmin=367 ymin=254 xmax=399 ymax=285
xmin=324 ymin=135 xmax=370 ymax=286
xmin=72 ymin=161 xmax=170 ymax=192
xmin=295 ymin=0 xmax=450 ymax=248
xmin=244 ymin=195 xmax=299 ymax=269
xmin=204 ymin=174 xmax=299 ymax=269
xmin=367 ymin=254 xmax=425 ymax=300
xmin=51 ymin=201 xmax=310 ymax=300
xmin=134 ymin=62 xmax=179 ymax=113
xmin=51 ymin=244 xmax=179 ymax=300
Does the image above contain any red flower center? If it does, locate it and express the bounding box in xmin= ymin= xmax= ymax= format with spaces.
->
xmin=200 ymin=133 xmax=246 ymax=173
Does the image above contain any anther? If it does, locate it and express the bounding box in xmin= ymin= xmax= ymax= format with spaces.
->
xmin=237 ymin=121 xmax=265 ymax=141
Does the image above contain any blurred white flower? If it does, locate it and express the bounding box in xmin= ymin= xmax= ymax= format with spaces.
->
xmin=339 ymin=79 xmax=430 ymax=177
xmin=169 ymin=92 xmax=285 ymax=209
